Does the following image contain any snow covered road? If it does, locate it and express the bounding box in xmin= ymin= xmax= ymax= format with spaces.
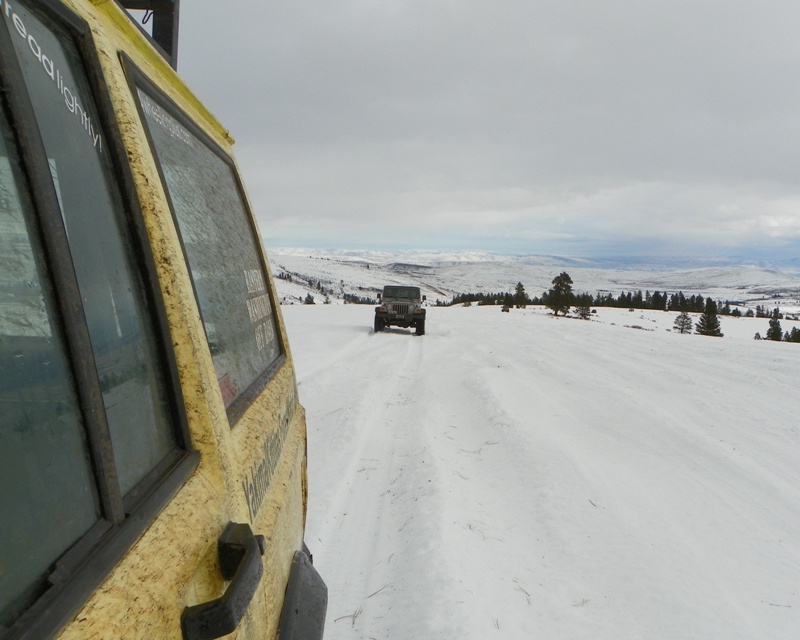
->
xmin=281 ymin=304 xmax=800 ymax=639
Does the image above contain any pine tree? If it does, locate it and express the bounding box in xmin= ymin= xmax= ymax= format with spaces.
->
xmin=695 ymin=298 xmax=723 ymax=337
xmin=575 ymin=293 xmax=592 ymax=320
xmin=546 ymin=272 xmax=573 ymax=316
xmin=673 ymin=312 xmax=693 ymax=334
xmin=766 ymin=308 xmax=783 ymax=341
xmin=514 ymin=282 xmax=527 ymax=308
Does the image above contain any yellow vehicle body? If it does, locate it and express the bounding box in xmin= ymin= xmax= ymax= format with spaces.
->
xmin=0 ymin=1 xmax=324 ymax=638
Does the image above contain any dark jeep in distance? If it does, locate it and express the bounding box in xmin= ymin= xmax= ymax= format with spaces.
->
xmin=374 ymin=286 xmax=426 ymax=335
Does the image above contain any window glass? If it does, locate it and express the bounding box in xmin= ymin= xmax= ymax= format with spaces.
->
xmin=383 ymin=286 xmax=422 ymax=300
xmin=5 ymin=1 xmax=177 ymax=494
xmin=0 ymin=109 xmax=99 ymax=629
xmin=136 ymin=87 xmax=281 ymax=410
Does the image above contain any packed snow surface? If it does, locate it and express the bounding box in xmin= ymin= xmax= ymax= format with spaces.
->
xmin=281 ymin=303 xmax=800 ymax=639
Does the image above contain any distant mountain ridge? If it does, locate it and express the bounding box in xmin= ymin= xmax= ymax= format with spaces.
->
xmin=266 ymin=247 xmax=800 ymax=272
xmin=265 ymin=247 xmax=800 ymax=313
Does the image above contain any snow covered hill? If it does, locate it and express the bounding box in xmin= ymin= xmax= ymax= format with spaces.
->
xmin=282 ymin=303 xmax=800 ymax=639
xmin=267 ymin=248 xmax=800 ymax=313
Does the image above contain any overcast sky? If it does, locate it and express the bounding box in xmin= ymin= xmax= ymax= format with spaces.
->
xmin=174 ymin=1 xmax=800 ymax=259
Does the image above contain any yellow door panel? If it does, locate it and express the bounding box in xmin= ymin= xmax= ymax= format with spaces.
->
xmin=0 ymin=1 xmax=325 ymax=638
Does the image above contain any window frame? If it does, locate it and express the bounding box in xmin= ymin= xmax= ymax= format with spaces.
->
xmin=0 ymin=1 xmax=197 ymax=637
xmin=122 ymin=54 xmax=287 ymax=427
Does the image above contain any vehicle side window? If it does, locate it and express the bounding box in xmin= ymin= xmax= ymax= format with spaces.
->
xmin=0 ymin=107 xmax=100 ymax=631
xmin=7 ymin=0 xmax=177 ymax=495
xmin=1 ymin=1 xmax=188 ymax=631
xmin=134 ymin=83 xmax=282 ymax=415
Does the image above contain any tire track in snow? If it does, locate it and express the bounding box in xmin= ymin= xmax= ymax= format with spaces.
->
xmin=304 ymin=329 xmax=445 ymax=637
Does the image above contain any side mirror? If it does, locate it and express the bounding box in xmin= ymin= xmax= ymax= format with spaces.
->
xmin=422 ymin=295 xmax=427 ymax=301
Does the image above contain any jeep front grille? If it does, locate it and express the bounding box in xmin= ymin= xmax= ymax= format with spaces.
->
xmin=390 ymin=304 xmax=410 ymax=314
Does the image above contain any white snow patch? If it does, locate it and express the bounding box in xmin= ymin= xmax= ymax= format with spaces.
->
xmin=283 ymin=303 xmax=800 ymax=639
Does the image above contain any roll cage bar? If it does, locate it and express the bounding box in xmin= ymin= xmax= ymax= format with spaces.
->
xmin=118 ymin=0 xmax=180 ymax=69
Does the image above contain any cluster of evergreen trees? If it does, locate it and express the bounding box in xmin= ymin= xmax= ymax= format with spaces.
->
xmin=447 ymin=279 xmax=745 ymax=315
xmin=785 ymin=328 xmax=800 ymax=343
xmin=581 ymin=290 xmax=750 ymax=315
xmin=276 ymin=270 xmax=337 ymax=297
xmin=278 ymin=268 xmax=383 ymax=305
xmin=450 ymin=291 xmax=518 ymax=307
xmin=448 ymin=272 xmax=800 ymax=344
xmin=343 ymin=293 xmax=377 ymax=304
xmin=672 ymin=300 xmax=724 ymax=337
xmin=753 ymin=304 xmax=784 ymax=318
xmin=754 ymin=308 xmax=800 ymax=342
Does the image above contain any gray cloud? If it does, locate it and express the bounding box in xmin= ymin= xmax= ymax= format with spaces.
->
xmin=177 ymin=1 xmax=800 ymax=258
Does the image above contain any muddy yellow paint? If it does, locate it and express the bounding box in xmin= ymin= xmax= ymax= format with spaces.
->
xmin=46 ymin=2 xmax=309 ymax=638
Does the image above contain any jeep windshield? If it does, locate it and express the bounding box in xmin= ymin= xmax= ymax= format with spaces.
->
xmin=383 ymin=286 xmax=421 ymax=299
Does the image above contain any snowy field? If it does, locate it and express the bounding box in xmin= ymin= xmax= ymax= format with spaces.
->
xmin=281 ymin=303 xmax=800 ymax=639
